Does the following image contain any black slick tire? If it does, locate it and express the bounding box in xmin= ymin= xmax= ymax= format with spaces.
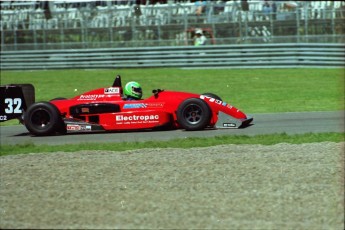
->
xmin=177 ymin=98 xmax=211 ymax=131
xmin=24 ymin=102 xmax=63 ymax=136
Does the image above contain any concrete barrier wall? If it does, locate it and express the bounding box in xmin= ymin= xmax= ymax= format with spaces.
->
xmin=1 ymin=43 xmax=344 ymax=70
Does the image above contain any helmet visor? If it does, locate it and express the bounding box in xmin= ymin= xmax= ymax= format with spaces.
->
xmin=132 ymin=86 xmax=142 ymax=95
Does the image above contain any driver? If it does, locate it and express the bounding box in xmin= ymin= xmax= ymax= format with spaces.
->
xmin=124 ymin=81 xmax=142 ymax=100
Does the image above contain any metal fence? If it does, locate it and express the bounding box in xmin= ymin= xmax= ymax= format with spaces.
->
xmin=1 ymin=43 xmax=344 ymax=70
xmin=1 ymin=1 xmax=345 ymax=51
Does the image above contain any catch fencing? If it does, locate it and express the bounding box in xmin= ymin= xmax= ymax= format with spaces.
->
xmin=1 ymin=1 xmax=344 ymax=50
xmin=0 ymin=43 xmax=344 ymax=70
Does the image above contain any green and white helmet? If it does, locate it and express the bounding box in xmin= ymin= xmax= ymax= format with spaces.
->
xmin=124 ymin=81 xmax=142 ymax=99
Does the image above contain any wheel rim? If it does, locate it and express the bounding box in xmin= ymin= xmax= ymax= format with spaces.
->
xmin=30 ymin=109 xmax=51 ymax=129
xmin=182 ymin=104 xmax=203 ymax=125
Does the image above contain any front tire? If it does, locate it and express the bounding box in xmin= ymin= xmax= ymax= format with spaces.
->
xmin=177 ymin=98 xmax=211 ymax=131
xmin=24 ymin=102 xmax=63 ymax=136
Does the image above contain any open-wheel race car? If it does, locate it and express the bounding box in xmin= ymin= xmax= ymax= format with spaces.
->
xmin=0 ymin=75 xmax=253 ymax=136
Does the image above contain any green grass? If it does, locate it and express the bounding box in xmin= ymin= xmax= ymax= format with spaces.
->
xmin=1 ymin=132 xmax=344 ymax=156
xmin=1 ymin=68 xmax=344 ymax=115
xmin=0 ymin=68 xmax=344 ymax=154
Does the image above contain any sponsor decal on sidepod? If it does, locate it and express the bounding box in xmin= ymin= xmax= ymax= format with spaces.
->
xmin=67 ymin=124 xmax=92 ymax=131
xmin=123 ymin=103 xmax=147 ymax=109
xmin=78 ymin=95 xmax=105 ymax=101
xmin=116 ymin=114 xmax=159 ymax=124
xmin=123 ymin=103 xmax=165 ymax=109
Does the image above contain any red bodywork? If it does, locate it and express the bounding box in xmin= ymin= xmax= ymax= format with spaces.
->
xmin=51 ymin=85 xmax=248 ymax=132
xmin=51 ymin=87 xmax=247 ymax=131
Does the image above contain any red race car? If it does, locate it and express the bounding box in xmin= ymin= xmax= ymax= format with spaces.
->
xmin=0 ymin=75 xmax=253 ymax=136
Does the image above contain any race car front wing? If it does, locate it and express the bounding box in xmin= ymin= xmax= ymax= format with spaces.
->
xmin=215 ymin=111 xmax=253 ymax=129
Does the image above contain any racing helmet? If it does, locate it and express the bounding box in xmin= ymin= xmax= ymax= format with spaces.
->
xmin=124 ymin=81 xmax=142 ymax=99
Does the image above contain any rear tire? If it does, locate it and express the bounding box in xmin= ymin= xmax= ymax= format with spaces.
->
xmin=177 ymin=98 xmax=211 ymax=131
xmin=24 ymin=102 xmax=63 ymax=136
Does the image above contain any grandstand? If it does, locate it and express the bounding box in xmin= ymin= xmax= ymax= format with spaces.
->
xmin=0 ymin=0 xmax=344 ymax=50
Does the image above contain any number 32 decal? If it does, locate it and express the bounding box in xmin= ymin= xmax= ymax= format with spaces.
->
xmin=5 ymin=98 xmax=22 ymax=114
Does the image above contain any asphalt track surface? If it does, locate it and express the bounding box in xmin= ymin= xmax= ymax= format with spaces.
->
xmin=0 ymin=111 xmax=344 ymax=146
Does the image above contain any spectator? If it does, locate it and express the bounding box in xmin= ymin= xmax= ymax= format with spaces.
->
xmin=272 ymin=1 xmax=277 ymax=20
xmin=36 ymin=1 xmax=52 ymax=20
xmin=263 ymin=0 xmax=272 ymax=19
xmin=241 ymin=0 xmax=249 ymax=11
xmin=132 ymin=4 xmax=142 ymax=25
xmin=194 ymin=29 xmax=207 ymax=46
xmin=195 ymin=0 xmax=206 ymax=16
xmin=214 ymin=0 xmax=225 ymax=15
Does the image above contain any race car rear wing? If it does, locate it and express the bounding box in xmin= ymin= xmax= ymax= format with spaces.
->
xmin=0 ymin=84 xmax=35 ymax=122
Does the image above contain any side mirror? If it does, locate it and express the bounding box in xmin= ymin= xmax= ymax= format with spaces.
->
xmin=152 ymin=89 xmax=164 ymax=98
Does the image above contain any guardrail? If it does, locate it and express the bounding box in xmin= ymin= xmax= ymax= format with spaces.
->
xmin=1 ymin=43 xmax=344 ymax=70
